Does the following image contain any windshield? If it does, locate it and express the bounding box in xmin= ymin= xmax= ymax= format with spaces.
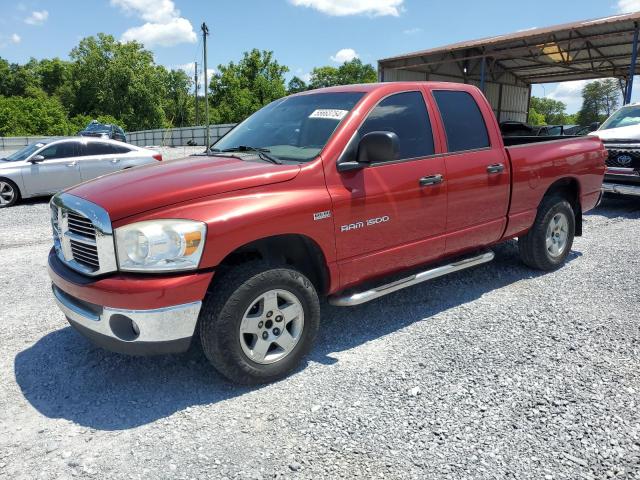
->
xmin=3 ymin=143 xmax=45 ymax=162
xmin=211 ymin=92 xmax=365 ymax=162
xmin=600 ymin=106 xmax=640 ymax=130
xmin=85 ymin=123 xmax=111 ymax=133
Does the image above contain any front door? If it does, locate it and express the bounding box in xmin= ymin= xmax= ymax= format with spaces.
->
xmin=431 ymin=89 xmax=510 ymax=255
xmin=326 ymin=90 xmax=448 ymax=288
xmin=22 ymin=142 xmax=82 ymax=195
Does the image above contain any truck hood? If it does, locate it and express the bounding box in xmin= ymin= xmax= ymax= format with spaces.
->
xmin=68 ymin=155 xmax=301 ymax=221
xmin=591 ymin=124 xmax=640 ymax=142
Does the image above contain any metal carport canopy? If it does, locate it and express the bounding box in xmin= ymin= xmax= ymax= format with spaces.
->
xmin=378 ymin=12 xmax=640 ymax=102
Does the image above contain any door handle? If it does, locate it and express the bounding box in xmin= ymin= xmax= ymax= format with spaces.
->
xmin=486 ymin=163 xmax=505 ymax=174
xmin=110 ymin=158 xmax=120 ymax=164
xmin=419 ymin=174 xmax=444 ymax=187
xmin=66 ymin=161 xmax=77 ymax=167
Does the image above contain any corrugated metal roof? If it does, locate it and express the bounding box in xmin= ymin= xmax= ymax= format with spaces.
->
xmin=379 ymin=12 xmax=640 ymax=84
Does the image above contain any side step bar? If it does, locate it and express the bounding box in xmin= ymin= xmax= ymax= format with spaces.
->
xmin=328 ymin=251 xmax=495 ymax=307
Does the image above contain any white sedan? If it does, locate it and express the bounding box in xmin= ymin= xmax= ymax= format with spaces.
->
xmin=0 ymin=137 xmax=162 ymax=207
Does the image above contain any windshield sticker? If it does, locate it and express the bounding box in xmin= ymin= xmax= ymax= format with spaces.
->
xmin=309 ymin=109 xmax=349 ymax=120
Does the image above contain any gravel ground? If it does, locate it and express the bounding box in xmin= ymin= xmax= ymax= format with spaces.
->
xmin=0 ymin=194 xmax=639 ymax=480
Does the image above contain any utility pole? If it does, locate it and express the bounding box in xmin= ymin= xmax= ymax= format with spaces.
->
xmin=194 ymin=61 xmax=199 ymax=126
xmin=201 ymin=22 xmax=210 ymax=149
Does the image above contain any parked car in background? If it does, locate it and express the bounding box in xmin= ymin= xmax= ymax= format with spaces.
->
xmin=78 ymin=120 xmax=127 ymax=142
xmin=589 ymin=103 xmax=640 ymax=196
xmin=47 ymin=82 xmax=605 ymax=384
xmin=538 ymin=124 xmax=586 ymax=136
xmin=0 ymin=137 xmax=162 ymax=207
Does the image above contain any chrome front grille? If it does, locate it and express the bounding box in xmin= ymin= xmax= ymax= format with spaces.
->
xmin=50 ymin=193 xmax=117 ymax=276
xmin=604 ymin=146 xmax=640 ymax=170
xmin=67 ymin=211 xmax=97 ymax=239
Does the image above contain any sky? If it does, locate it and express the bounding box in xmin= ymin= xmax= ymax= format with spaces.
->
xmin=1 ymin=0 xmax=640 ymax=113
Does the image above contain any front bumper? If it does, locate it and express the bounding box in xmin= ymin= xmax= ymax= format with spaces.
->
xmin=52 ymin=285 xmax=201 ymax=354
xmin=48 ymin=249 xmax=210 ymax=355
xmin=603 ymin=170 xmax=640 ymax=197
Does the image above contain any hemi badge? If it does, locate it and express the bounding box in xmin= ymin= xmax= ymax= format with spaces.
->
xmin=313 ymin=210 xmax=331 ymax=221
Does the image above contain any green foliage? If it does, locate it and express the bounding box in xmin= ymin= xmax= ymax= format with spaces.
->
xmin=68 ymin=34 xmax=167 ymax=131
xmin=0 ymin=38 xmax=379 ymax=136
xmin=161 ymin=69 xmax=193 ymax=128
xmin=287 ymin=76 xmax=308 ymax=94
xmin=529 ymin=96 xmax=569 ymax=125
xmin=209 ymin=49 xmax=289 ymax=124
xmin=577 ymin=79 xmax=621 ymax=126
xmin=309 ymin=59 xmax=377 ymax=89
xmin=0 ymin=95 xmax=74 ymax=136
xmin=527 ymin=106 xmax=547 ymax=126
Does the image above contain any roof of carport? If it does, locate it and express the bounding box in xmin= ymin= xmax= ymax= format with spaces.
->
xmin=378 ymin=12 xmax=640 ymax=84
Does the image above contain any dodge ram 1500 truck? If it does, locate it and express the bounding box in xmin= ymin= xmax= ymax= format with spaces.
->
xmin=48 ymin=82 xmax=606 ymax=384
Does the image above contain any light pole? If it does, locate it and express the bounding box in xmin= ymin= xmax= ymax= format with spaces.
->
xmin=202 ymin=22 xmax=210 ymax=150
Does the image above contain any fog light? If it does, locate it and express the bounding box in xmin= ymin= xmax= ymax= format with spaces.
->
xmin=109 ymin=314 xmax=140 ymax=341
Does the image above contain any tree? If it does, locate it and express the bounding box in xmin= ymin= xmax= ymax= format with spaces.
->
xmin=209 ymin=49 xmax=289 ymax=123
xmin=0 ymin=94 xmax=74 ymax=136
xmin=68 ymin=34 xmax=167 ymax=130
xmin=309 ymin=66 xmax=340 ymax=89
xmin=309 ymin=59 xmax=377 ymax=89
xmin=37 ymin=58 xmax=71 ymax=97
xmin=161 ymin=68 xmax=193 ymax=128
xmin=287 ymin=76 xmax=308 ymax=94
xmin=529 ymin=96 xmax=568 ymax=124
xmin=527 ymin=106 xmax=546 ymax=126
xmin=577 ymin=79 xmax=621 ymax=126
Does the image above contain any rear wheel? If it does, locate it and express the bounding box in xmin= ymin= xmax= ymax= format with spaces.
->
xmin=199 ymin=262 xmax=320 ymax=384
xmin=518 ymin=195 xmax=575 ymax=270
xmin=0 ymin=179 xmax=19 ymax=208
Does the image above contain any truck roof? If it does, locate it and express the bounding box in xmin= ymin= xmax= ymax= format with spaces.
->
xmin=293 ymin=81 xmax=480 ymax=96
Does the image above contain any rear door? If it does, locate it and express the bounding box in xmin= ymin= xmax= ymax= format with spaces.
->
xmin=327 ymin=90 xmax=448 ymax=287
xmin=431 ymin=88 xmax=510 ymax=255
xmin=22 ymin=141 xmax=82 ymax=194
xmin=78 ymin=142 xmax=119 ymax=180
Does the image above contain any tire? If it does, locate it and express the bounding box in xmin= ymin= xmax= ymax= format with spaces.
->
xmin=0 ymin=179 xmax=20 ymax=208
xmin=518 ymin=195 xmax=575 ymax=271
xmin=199 ymin=262 xmax=320 ymax=384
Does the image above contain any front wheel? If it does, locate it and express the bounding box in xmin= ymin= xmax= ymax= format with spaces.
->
xmin=0 ymin=179 xmax=19 ymax=208
xmin=518 ymin=195 xmax=575 ymax=271
xmin=199 ymin=262 xmax=320 ymax=384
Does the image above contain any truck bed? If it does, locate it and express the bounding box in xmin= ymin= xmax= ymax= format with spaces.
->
xmin=501 ymin=135 xmax=606 ymax=239
xmin=502 ymin=135 xmax=583 ymax=146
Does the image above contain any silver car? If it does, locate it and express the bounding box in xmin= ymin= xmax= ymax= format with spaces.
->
xmin=0 ymin=138 xmax=162 ymax=207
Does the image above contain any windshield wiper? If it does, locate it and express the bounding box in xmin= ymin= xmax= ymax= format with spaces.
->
xmin=218 ymin=145 xmax=282 ymax=165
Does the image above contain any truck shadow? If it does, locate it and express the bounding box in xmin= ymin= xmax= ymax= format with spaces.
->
xmin=14 ymin=241 xmax=581 ymax=431
xmin=591 ymin=194 xmax=640 ymax=219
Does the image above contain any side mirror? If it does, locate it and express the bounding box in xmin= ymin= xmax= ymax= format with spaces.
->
xmin=589 ymin=122 xmax=600 ymax=132
xmin=358 ymin=131 xmax=399 ymax=164
xmin=29 ymin=155 xmax=45 ymax=164
xmin=337 ymin=131 xmax=400 ymax=172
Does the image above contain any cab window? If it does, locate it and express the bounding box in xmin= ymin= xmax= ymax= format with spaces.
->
xmin=433 ymin=90 xmax=490 ymax=152
xmin=358 ymin=91 xmax=435 ymax=161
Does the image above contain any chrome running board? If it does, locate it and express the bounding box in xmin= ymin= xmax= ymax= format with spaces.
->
xmin=328 ymin=251 xmax=495 ymax=307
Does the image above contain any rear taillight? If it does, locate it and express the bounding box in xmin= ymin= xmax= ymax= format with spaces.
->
xmin=152 ymin=153 xmax=163 ymax=161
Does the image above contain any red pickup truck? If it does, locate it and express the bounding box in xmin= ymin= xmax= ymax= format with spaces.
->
xmin=48 ymin=82 xmax=606 ymax=384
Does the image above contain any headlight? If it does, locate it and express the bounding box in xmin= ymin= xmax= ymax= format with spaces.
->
xmin=115 ymin=220 xmax=206 ymax=272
